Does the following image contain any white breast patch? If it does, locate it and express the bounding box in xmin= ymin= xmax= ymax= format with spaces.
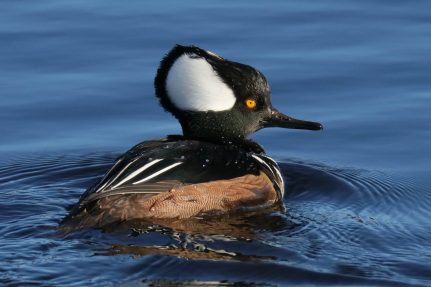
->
xmin=166 ymin=53 xmax=236 ymax=112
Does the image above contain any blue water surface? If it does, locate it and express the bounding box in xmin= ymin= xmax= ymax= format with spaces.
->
xmin=1 ymin=1 xmax=431 ymax=286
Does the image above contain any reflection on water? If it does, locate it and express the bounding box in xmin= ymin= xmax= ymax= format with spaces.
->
xmin=1 ymin=154 xmax=430 ymax=286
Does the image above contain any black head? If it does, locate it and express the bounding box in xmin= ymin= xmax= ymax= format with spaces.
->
xmin=155 ymin=45 xmax=322 ymax=144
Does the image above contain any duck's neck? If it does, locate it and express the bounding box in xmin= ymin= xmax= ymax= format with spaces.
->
xmin=176 ymin=131 xmax=265 ymax=155
xmin=179 ymin=116 xmax=243 ymax=143
xmin=173 ymin=111 xmax=265 ymax=153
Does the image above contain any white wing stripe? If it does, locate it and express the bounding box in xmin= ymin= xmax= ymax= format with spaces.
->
xmin=95 ymin=158 xmax=123 ymax=192
xmin=251 ymin=154 xmax=274 ymax=175
xmin=259 ymin=155 xmax=284 ymax=189
xmin=111 ymin=159 xmax=163 ymax=189
xmin=133 ymin=162 xmax=183 ymax=185
xmin=252 ymin=154 xmax=284 ymax=196
xmin=96 ymin=157 xmax=140 ymax=192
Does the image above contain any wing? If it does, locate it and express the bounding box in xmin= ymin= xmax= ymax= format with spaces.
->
xmin=78 ymin=138 xmax=284 ymax=207
xmin=61 ymin=138 xmax=285 ymax=230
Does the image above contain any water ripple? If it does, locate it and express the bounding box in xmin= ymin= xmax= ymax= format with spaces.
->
xmin=0 ymin=154 xmax=430 ymax=286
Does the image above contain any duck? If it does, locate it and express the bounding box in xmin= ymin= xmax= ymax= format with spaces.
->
xmin=61 ymin=45 xmax=322 ymax=230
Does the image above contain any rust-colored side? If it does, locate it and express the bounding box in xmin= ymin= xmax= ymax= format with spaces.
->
xmin=61 ymin=172 xmax=279 ymax=230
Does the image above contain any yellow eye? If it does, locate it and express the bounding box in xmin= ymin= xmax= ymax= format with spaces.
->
xmin=245 ymin=99 xmax=257 ymax=109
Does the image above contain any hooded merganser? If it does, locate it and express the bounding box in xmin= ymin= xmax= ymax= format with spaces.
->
xmin=61 ymin=45 xmax=322 ymax=230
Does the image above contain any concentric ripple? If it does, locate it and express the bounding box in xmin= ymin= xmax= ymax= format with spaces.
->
xmin=0 ymin=154 xmax=430 ymax=286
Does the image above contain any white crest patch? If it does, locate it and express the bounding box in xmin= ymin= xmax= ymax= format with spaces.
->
xmin=166 ymin=53 xmax=236 ymax=112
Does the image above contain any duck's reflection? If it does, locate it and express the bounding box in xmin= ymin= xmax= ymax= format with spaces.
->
xmin=94 ymin=210 xmax=298 ymax=261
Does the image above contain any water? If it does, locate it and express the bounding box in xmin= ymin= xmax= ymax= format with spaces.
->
xmin=1 ymin=1 xmax=431 ymax=286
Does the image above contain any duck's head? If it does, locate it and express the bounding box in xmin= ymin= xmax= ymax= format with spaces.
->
xmin=155 ymin=45 xmax=322 ymax=144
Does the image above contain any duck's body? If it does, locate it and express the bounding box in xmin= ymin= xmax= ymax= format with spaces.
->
xmin=63 ymin=137 xmax=283 ymax=229
xmin=62 ymin=45 xmax=322 ymax=230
